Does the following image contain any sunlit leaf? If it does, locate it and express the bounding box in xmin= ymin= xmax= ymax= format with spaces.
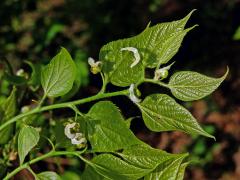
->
xmin=41 ymin=47 xmax=76 ymax=97
xmin=169 ymin=68 xmax=228 ymax=101
xmin=138 ymin=94 xmax=214 ymax=138
xmin=86 ymin=101 xmax=141 ymax=152
xmin=18 ymin=126 xmax=39 ymax=164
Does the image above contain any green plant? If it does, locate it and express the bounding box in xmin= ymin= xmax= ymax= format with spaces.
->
xmin=0 ymin=10 xmax=228 ymax=179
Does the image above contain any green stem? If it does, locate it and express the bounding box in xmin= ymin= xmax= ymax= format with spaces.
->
xmin=99 ymin=72 xmax=108 ymax=94
xmin=0 ymin=89 xmax=129 ymax=132
xmin=27 ymin=167 xmax=37 ymax=179
xmin=3 ymin=150 xmax=85 ymax=180
xmin=37 ymin=93 xmax=47 ymax=108
xmin=144 ymin=78 xmax=169 ymax=88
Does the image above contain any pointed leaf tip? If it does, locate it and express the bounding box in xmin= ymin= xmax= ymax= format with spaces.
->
xmin=169 ymin=67 xmax=229 ymax=101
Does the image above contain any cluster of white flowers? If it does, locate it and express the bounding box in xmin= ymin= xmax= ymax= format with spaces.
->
xmin=64 ymin=122 xmax=87 ymax=146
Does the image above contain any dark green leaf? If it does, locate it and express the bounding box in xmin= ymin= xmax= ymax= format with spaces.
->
xmin=2 ymin=73 xmax=27 ymax=85
xmin=25 ymin=61 xmax=42 ymax=89
xmin=81 ymin=166 xmax=103 ymax=180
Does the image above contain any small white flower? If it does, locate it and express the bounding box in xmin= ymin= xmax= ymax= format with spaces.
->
xmin=88 ymin=57 xmax=101 ymax=67
xmin=129 ymin=84 xmax=141 ymax=103
xmin=71 ymin=133 xmax=87 ymax=145
xmin=16 ymin=69 xmax=25 ymax=76
xmin=88 ymin=57 xmax=102 ymax=74
xmin=121 ymin=47 xmax=140 ymax=68
xmin=64 ymin=123 xmax=76 ymax=139
xmin=154 ymin=62 xmax=175 ymax=80
xmin=21 ymin=106 xmax=30 ymax=113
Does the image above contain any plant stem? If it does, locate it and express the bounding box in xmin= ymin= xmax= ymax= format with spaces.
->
xmin=3 ymin=150 xmax=85 ymax=180
xmin=37 ymin=93 xmax=47 ymax=108
xmin=99 ymin=72 xmax=108 ymax=94
xmin=26 ymin=167 xmax=37 ymax=179
xmin=0 ymin=89 xmax=129 ymax=132
xmin=144 ymin=78 xmax=169 ymax=88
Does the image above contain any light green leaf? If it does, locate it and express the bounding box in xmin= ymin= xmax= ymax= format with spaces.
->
xmin=99 ymin=10 xmax=195 ymax=87
xmin=1 ymin=87 xmax=17 ymax=120
xmin=138 ymin=94 xmax=214 ymax=139
xmin=144 ymin=156 xmax=187 ymax=180
xmin=41 ymin=47 xmax=76 ymax=97
xmin=61 ymin=171 xmax=80 ymax=180
xmin=176 ymin=162 xmax=189 ymax=180
xmin=59 ymin=51 xmax=85 ymax=102
xmin=0 ymin=87 xmax=17 ymax=145
xmin=86 ymin=101 xmax=141 ymax=152
xmin=169 ymin=68 xmax=228 ymax=101
xmin=233 ymin=26 xmax=240 ymax=40
xmin=18 ymin=125 xmax=40 ymax=164
xmin=37 ymin=171 xmax=61 ymax=180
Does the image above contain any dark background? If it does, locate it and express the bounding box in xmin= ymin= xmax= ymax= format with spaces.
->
xmin=0 ymin=0 xmax=240 ymax=179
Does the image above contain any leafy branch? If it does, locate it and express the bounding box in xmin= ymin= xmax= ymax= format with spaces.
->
xmin=0 ymin=10 xmax=228 ymax=179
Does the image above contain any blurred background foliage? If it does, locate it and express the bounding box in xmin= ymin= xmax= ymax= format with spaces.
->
xmin=0 ymin=0 xmax=240 ymax=179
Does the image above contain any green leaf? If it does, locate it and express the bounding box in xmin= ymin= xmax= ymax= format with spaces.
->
xmin=138 ymin=94 xmax=214 ymax=139
xmin=59 ymin=51 xmax=86 ymax=102
xmin=91 ymin=154 xmax=149 ymax=180
xmin=168 ymin=68 xmax=228 ymax=101
xmin=18 ymin=125 xmax=40 ymax=164
xmin=144 ymin=156 xmax=187 ymax=180
xmin=81 ymin=166 xmax=103 ymax=180
xmin=233 ymin=26 xmax=240 ymax=40
xmin=45 ymin=24 xmax=65 ymax=45
xmin=1 ymin=87 xmax=17 ymax=120
xmin=61 ymin=171 xmax=80 ymax=180
xmin=120 ymin=145 xmax=185 ymax=170
xmin=86 ymin=101 xmax=141 ymax=152
xmin=100 ymin=46 xmax=145 ymax=87
xmin=41 ymin=47 xmax=76 ymax=97
xmin=85 ymin=145 xmax=188 ymax=180
xmin=25 ymin=61 xmax=42 ymax=89
xmin=53 ymin=120 xmax=74 ymax=148
xmin=99 ymin=10 xmax=195 ymax=87
xmin=2 ymin=73 xmax=27 ymax=85
xmin=37 ymin=171 xmax=61 ymax=180
xmin=0 ymin=87 xmax=17 ymax=145
xmin=176 ymin=162 xmax=189 ymax=180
